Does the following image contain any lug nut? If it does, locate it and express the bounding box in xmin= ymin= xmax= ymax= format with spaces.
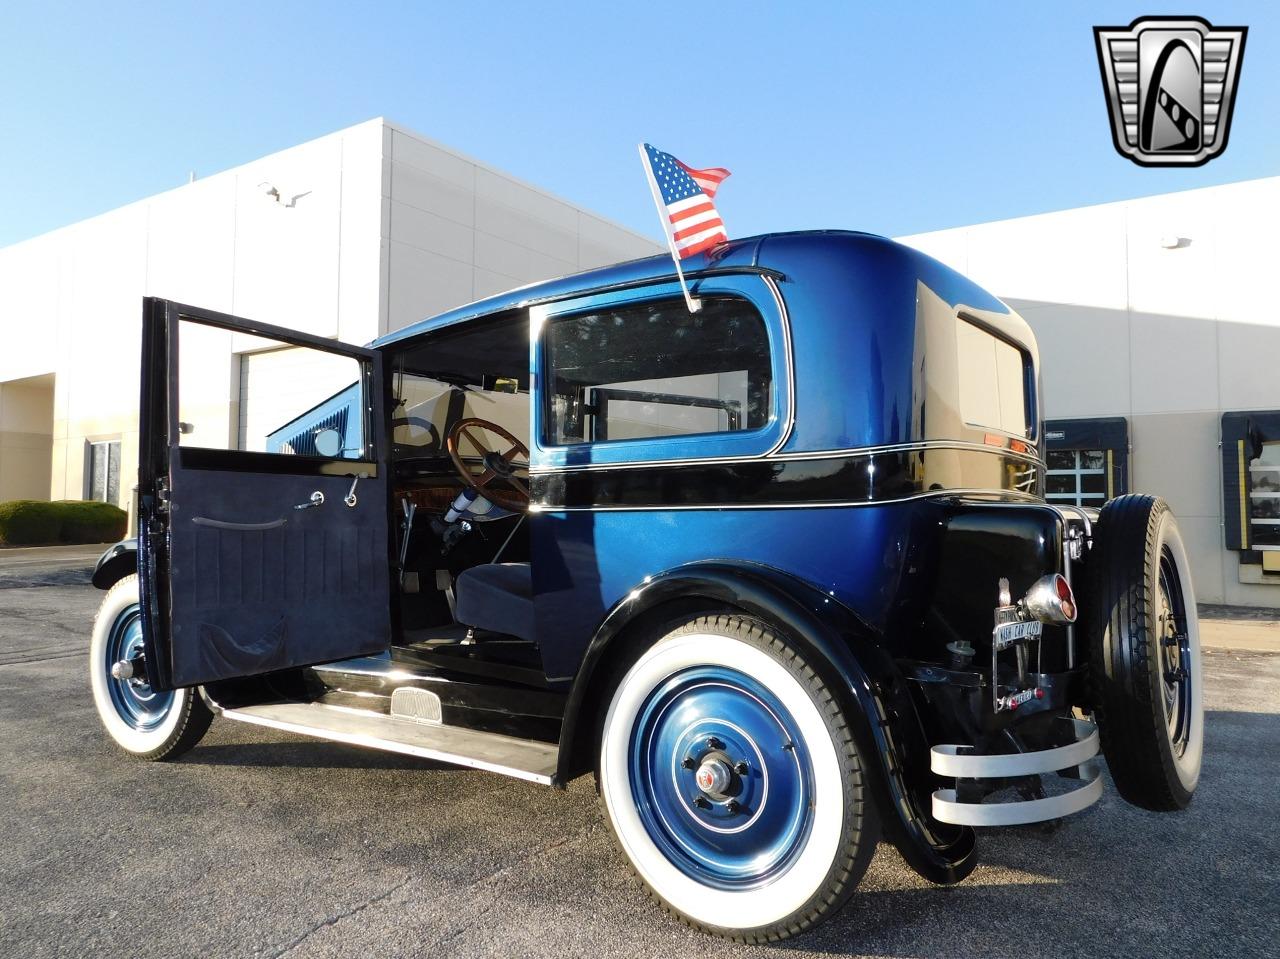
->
xmin=726 ymin=799 xmax=741 ymax=814
xmin=681 ymin=756 xmax=696 ymax=769
xmin=706 ymin=737 xmax=724 ymax=750
xmin=734 ymin=761 xmax=748 ymax=775
xmin=693 ymin=796 xmax=711 ymax=809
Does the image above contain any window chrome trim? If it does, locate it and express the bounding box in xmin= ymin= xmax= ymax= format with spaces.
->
xmin=531 ymin=275 xmax=795 ymax=469
xmin=762 ymin=274 xmax=796 ymax=456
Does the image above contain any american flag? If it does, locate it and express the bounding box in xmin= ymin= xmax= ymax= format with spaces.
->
xmin=641 ymin=143 xmax=731 ymax=259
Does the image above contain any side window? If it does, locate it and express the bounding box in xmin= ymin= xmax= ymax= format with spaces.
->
xmin=544 ymin=296 xmax=773 ymax=445
xmin=175 ymin=317 xmax=366 ymax=459
xmin=955 ymin=316 xmax=1031 ymax=438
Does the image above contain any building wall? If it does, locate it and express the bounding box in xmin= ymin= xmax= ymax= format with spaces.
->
xmin=0 ymin=119 xmax=659 ymax=517
xmin=382 ymin=121 xmax=658 ymax=331
xmin=0 ymin=374 xmax=53 ymax=501
xmin=900 ymin=176 xmax=1280 ymax=606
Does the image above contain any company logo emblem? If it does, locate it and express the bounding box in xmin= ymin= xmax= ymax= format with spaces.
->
xmin=1094 ymin=16 xmax=1247 ymax=167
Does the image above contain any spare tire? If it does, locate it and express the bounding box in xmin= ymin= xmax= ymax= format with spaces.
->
xmin=1083 ymin=495 xmax=1203 ymax=810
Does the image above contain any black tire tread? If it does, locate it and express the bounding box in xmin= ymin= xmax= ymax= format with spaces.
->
xmin=597 ymin=613 xmax=879 ymax=944
xmin=1085 ymin=495 xmax=1193 ymax=811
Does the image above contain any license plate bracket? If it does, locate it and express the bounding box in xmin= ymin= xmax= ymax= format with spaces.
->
xmin=993 ymin=618 xmax=1042 ymax=651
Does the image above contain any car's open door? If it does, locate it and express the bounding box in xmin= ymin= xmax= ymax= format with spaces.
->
xmin=136 ymin=298 xmax=392 ymax=691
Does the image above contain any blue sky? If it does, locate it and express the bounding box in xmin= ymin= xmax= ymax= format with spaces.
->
xmin=1 ymin=2 xmax=1274 ymax=249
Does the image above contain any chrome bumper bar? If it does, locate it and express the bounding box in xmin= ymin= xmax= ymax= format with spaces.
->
xmin=931 ymin=718 xmax=1102 ymax=826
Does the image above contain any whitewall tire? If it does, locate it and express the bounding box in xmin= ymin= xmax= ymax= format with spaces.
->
xmin=598 ymin=614 xmax=878 ymax=942
xmin=89 ymin=574 xmax=212 ymax=760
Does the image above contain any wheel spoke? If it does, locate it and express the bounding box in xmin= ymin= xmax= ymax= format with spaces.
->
xmin=459 ymin=427 xmax=490 ymax=458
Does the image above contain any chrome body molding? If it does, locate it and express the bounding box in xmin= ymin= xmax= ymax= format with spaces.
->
xmin=527 ymin=438 xmax=1045 ymax=476
xmin=529 ymin=487 xmax=1044 ymax=514
xmin=930 ymin=719 xmax=1102 ymax=826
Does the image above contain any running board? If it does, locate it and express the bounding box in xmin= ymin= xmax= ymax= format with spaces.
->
xmin=219 ymin=701 xmax=557 ymax=785
xmin=930 ymin=718 xmax=1102 ymax=826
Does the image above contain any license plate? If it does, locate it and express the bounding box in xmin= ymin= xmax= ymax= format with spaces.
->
xmin=993 ymin=619 xmax=1042 ymax=650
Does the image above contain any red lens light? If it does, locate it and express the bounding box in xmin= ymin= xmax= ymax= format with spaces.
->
xmin=1022 ymin=574 xmax=1078 ymax=624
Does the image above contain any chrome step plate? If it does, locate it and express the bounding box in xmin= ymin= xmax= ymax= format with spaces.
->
xmin=390 ymin=686 xmax=442 ymax=725
xmin=219 ymin=701 xmax=557 ymax=785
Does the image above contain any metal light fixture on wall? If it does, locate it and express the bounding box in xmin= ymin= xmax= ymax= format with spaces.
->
xmin=256 ymin=180 xmax=310 ymax=208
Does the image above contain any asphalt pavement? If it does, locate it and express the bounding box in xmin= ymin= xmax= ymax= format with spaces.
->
xmin=1 ymin=578 xmax=1277 ymax=958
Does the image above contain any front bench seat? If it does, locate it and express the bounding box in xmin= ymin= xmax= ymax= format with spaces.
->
xmin=454 ymin=562 xmax=534 ymax=642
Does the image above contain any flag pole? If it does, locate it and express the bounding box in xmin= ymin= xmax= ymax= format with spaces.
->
xmin=638 ymin=143 xmax=701 ymax=314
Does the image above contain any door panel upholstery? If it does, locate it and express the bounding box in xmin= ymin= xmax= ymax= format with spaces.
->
xmin=167 ymin=467 xmax=390 ymax=687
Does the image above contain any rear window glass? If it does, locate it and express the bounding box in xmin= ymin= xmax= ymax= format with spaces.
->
xmin=544 ymin=296 xmax=772 ymax=445
xmin=955 ymin=316 xmax=1030 ymax=437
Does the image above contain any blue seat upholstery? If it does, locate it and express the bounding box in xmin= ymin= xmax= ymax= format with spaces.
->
xmin=454 ymin=562 xmax=534 ymax=642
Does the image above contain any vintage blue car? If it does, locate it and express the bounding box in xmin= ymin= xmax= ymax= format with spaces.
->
xmin=88 ymin=231 xmax=1202 ymax=942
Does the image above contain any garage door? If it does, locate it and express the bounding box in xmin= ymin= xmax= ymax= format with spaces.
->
xmin=237 ymin=347 xmax=363 ymax=453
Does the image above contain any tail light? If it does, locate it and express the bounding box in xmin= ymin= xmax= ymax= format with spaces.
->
xmin=1022 ymin=573 xmax=1077 ymax=624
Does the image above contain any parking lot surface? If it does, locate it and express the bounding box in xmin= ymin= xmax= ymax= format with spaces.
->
xmin=1 ymin=581 xmax=1277 ymax=959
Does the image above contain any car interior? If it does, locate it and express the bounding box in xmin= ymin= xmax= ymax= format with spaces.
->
xmin=385 ymin=309 xmax=544 ymax=684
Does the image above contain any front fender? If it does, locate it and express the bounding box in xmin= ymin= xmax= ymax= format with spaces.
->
xmin=91 ymin=539 xmax=138 ymax=590
xmin=559 ymin=560 xmax=977 ymax=885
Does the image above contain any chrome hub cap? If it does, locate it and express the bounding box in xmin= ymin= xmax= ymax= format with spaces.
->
xmin=695 ymin=758 xmax=733 ymax=797
xmin=629 ymin=665 xmax=814 ymax=889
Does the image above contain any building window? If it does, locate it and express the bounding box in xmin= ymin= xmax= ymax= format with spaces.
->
xmin=1248 ymin=441 xmax=1280 ymax=550
xmin=1045 ymin=449 xmax=1109 ymax=506
xmin=1222 ymin=411 xmax=1280 ymax=571
xmin=87 ymin=440 xmax=121 ymax=504
xmin=1043 ymin=416 xmax=1128 ymax=508
xmin=544 ymin=296 xmax=773 ymax=445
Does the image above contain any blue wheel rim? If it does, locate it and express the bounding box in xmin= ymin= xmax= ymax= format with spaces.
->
xmin=104 ymin=603 xmax=173 ymax=731
xmin=629 ymin=665 xmax=815 ymax=889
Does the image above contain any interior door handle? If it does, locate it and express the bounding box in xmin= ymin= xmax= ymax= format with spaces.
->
xmin=344 ymin=474 xmax=366 ymax=508
xmin=294 ymin=491 xmax=325 ymax=510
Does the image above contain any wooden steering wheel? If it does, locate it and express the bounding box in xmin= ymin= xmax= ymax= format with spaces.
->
xmin=446 ymin=417 xmax=530 ymax=511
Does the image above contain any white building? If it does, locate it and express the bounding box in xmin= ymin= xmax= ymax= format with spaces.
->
xmin=0 ymin=118 xmax=659 ymax=517
xmin=901 ymin=175 xmax=1280 ymax=608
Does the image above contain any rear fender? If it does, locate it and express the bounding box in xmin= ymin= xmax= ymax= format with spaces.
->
xmin=559 ymin=560 xmax=977 ymax=885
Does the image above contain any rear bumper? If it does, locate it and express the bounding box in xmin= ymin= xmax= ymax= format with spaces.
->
xmin=930 ymin=718 xmax=1102 ymax=826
